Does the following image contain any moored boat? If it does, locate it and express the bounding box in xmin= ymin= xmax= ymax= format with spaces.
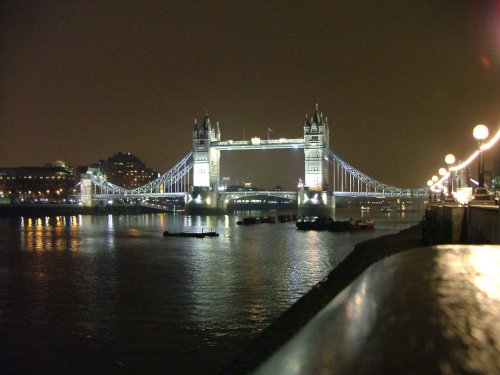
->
xmin=277 ymin=214 xmax=297 ymax=223
xmin=296 ymin=216 xmax=350 ymax=231
xmin=349 ymin=218 xmax=375 ymax=230
xmin=163 ymin=230 xmax=219 ymax=238
xmin=237 ymin=216 xmax=276 ymax=225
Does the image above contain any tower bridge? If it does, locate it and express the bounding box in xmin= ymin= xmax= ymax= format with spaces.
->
xmin=80 ymin=105 xmax=424 ymax=212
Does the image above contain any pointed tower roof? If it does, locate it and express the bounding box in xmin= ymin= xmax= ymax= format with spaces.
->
xmin=304 ymin=113 xmax=311 ymax=126
xmin=312 ymin=103 xmax=322 ymax=125
xmin=201 ymin=110 xmax=211 ymax=130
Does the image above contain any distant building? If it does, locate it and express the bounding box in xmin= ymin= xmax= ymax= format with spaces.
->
xmin=0 ymin=161 xmax=75 ymax=202
xmin=89 ymin=152 xmax=157 ymax=189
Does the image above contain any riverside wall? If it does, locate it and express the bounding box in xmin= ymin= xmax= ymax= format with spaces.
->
xmin=224 ymin=208 xmax=499 ymax=374
xmin=221 ymin=224 xmax=424 ymax=374
xmin=423 ymin=204 xmax=499 ymax=245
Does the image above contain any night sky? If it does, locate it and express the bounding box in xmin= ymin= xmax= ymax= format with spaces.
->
xmin=1 ymin=1 xmax=499 ymax=189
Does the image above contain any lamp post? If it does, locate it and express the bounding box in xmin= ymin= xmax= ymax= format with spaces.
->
xmin=431 ymin=175 xmax=438 ymax=201
xmin=444 ymin=153 xmax=456 ymax=202
xmin=472 ymin=124 xmax=492 ymax=202
xmin=438 ymin=168 xmax=447 ymax=201
xmin=427 ymin=179 xmax=433 ymax=203
xmin=473 ymin=124 xmax=488 ymax=187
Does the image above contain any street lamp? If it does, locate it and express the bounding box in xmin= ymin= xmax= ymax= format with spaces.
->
xmin=473 ymin=124 xmax=488 ymax=187
xmin=444 ymin=153 xmax=456 ymax=202
xmin=472 ymin=124 xmax=492 ymax=202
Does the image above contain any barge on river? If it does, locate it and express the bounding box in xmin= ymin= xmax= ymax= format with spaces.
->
xmin=296 ymin=217 xmax=374 ymax=231
xmin=163 ymin=230 xmax=219 ymax=238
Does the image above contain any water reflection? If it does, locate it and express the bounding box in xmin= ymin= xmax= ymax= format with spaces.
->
xmin=0 ymin=209 xmax=423 ymax=373
xmin=21 ymin=215 xmax=81 ymax=252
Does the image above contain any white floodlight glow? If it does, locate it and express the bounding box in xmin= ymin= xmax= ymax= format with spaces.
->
xmin=473 ymin=124 xmax=489 ymax=141
xmin=430 ymin=184 xmax=442 ymax=193
xmin=251 ymin=137 xmax=261 ymax=145
xmin=449 ymin=150 xmax=480 ymax=172
xmin=431 ymin=170 xmax=450 ymax=192
xmin=427 ymin=180 xmax=433 ymax=187
xmin=432 ymin=175 xmax=439 ymax=182
xmin=480 ymin=128 xmax=500 ymax=150
xmin=454 ymin=187 xmax=473 ymax=205
xmin=445 ymin=154 xmax=455 ymax=165
xmin=445 ymin=127 xmax=499 ymax=173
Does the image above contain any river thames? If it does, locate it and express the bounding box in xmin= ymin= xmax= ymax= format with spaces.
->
xmin=0 ymin=208 xmax=422 ymax=374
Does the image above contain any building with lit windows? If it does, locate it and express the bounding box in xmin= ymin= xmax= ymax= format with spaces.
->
xmin=0 ymin=161 xmax=75 ymax=202
xmin=89 ymin=152 xmax=157 ymax=189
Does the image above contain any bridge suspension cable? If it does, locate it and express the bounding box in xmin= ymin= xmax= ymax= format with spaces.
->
xmin=83 ymin=146 xmax=425 ymax=199
xmin=326 ymin=147 xmax=421 ymax=197
xmin=90 ymin=152 xmax=193 ymax=198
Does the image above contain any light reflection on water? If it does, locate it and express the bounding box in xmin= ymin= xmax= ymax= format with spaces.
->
xmin=0 ymin=208 xmax=422 ymax=373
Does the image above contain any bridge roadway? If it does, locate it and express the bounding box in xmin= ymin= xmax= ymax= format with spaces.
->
xmin=92 ymin=190 xmax=424 ymax=200
xmin=92 ymin=191 xmax=298 ymax=201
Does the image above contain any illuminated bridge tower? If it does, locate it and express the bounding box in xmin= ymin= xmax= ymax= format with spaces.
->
xmin=299 ymin=104 xmax=335 ymax=214
xmin=192 ymin=112 xmax=220 ymax=190
xmin=188 ymin=111 xmax=221 ymax=212
xmin=304 ymin=104 xmax=329 ymax=191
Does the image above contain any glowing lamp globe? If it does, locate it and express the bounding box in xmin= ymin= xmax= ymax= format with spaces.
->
xmin=473 ymin=124 xmax=489 ymax=141
xmin=427 ymin=180 xmax=433 ymax=187
xmin=445 ymin=154 xmax=455 ymax=165
xmin=432 ymin=175 xmax=438 ymax=182
xmin=439 ymin=167 xmax=447 ymax=176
